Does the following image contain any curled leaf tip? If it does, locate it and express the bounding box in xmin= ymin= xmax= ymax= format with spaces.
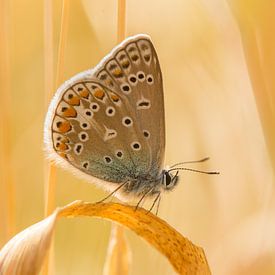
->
xmin=0 ymin=201 xmax=210 ymax=275
xmin=59 ymin=201 xmax=211 ymax=274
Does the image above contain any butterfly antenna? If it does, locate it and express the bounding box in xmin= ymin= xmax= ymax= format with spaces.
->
xmin=170 ymin=157 xmax=210 ymax=168
xmin=168 ymin=167 xmax=219 ymax=175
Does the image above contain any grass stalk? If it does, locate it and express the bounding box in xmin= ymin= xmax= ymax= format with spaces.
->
xmin=42 ymin=0 xmax=70 ymax=274
xmin=0 ymin=0 xmax=15 ymax=242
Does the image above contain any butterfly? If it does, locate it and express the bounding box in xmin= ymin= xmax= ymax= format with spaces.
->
xmin=44 ymin=34 xmax=218 ymax=211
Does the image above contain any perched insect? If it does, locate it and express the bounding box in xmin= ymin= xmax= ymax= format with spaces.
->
xmin=44 ymin=34 xmax=218 ymax=212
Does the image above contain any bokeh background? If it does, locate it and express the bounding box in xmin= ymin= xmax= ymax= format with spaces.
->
xmin=1 ymin=0 xmax=274 ymax=274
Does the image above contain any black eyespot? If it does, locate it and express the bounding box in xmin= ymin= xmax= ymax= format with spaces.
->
xmin=56 ymin=121 xmax=62 ymax=128
xmin=116 ymin=151 xmax=123 ymax=158
xmin=138 ymin=73 xmax=145 ymax=80
xmin=91 ymin=103 xmax=99 ymax=111
xmin=119 ymin=54 xmax=126 ymax=60
xmin=68 ymin=94 xmax=73 ymax=99
xmin=143 ymin=130 xmax=150 ymax=138
xmin=122 ymin=85 xmax=130 ymax=92
xmin=125 ymin=119 xmax=131 ymax=125
xmin=141 ymin=44 xmax=149 ymax=51
xmin=57 ymin=136 xmax=62 ymax=141
xmin=56 ymin=142 xmax=60 ymax=147
xmin=132 ymin=55 xmax=139 ymax=61
xmin=144 ymin=55 xmax=150 ymax=62
xmin=77 ymin=87 xmax=83 ymax=91
xmin=75 ymin=144 xmax=82 ymax=154
xmin=123 ymin=117 xmax=132 ymax=126
xmin=61 ymin=107 xmax=68 ymax=112
xmin=99 ymin=74 xmax=107 ymax=80
xmin=122 ymin=61 xmax=130 ymax=69
xmin=147 ymin=76 xmax=153 ymax=83
xmin=104 ymin=156 xmax=112 ymax=163
xmin=128 ymin=46 xmax=135 ymax=52
xmin=131 ymin=142 xmax=141 ymax=150
xmin=86 ymin=111 xmax=92 ymax=116
xmin=82 ymin=123 xmax=88 ymax=128
xmin=129 ymin=76 xmax=137 ymax=83
xmin=109 ymin=64 xmax=117 ymax=70
xmin=133 ymin=143 xmax=139 ymax=149
xmin=138 ymin=101 xmax=150 ymax=107
xmin=106 ymin=107 xmax=115 ymax=117
xmin=78 ymin=131 xmax=89 ymax=142
xmin=83 ymin=162 xmax=89 ymax=169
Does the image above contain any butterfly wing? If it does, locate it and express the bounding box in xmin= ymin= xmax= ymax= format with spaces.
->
xmin=44 ymin=34 xmax=165 ymax=198
xmin=93 ymin=34 xmax=165 ymax=174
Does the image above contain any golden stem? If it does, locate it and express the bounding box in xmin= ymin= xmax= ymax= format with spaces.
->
xmin=0 ymin=0 xmax=16 ymax=241
xmin=117 ymin=0 xmax=126 ymax=43
xmin=42 ymin=0 xmax=70 ymax=274
xmin=103 ymin=1 xmax=130 ymax=274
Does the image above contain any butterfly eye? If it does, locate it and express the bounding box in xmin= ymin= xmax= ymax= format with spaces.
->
xmin=162 ymin=171 xmax=179 ymax=191
xmin=164 ymin=172 xmax=172 ymax=186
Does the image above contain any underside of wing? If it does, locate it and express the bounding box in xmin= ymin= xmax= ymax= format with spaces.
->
xmin=44 ymin=34 xmax=165 ymax=197
xmin=93 ymin=34 xmax=166 ymax=173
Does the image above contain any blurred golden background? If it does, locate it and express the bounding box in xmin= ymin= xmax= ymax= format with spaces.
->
xmin=0 ymin=0 xmax=274 ymax=274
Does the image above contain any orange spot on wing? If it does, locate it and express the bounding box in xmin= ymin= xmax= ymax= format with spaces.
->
xmin=67 ymin=96 xmax=80 ymax=106
xmin=121 ymin=60 xmax=130 ymax=68
xmin=57 ymin=142 xmax=69 ymax=151
xmin=93 ymin=88 xmax=105 ymax=100
xmin=106 ymin=79 xmax=113 ymax=86
xmin=63 ymin=106 xmax=77 ymax=117
xmin=79 ymin=88 xmax=89 ymax=98
xmin=57 ymin=121 xmax=71 ymax=133
xmin=61 ymin=137 xmax=69 ymax=143
xmin=110 ymin=93 xmax=120 ymax=102
xmin=113 ymin=68 xmax=123 ymax=78
xmin=58 ymin=152 xmax=66 ymax=158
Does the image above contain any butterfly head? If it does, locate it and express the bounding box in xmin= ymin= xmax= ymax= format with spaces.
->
xmin=161 ymin=170 xmax=179 ymax=191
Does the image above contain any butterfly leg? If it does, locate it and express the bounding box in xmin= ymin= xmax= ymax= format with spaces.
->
xmin=96 ymin=180 xmax=129 ymax=203
xmin=155 ymin=194 xmax=161 ymax=216
xmin=135 ymin=187 xmax=154 ymax=211
xmin=147 ymin=192 xmax=161 ymax=215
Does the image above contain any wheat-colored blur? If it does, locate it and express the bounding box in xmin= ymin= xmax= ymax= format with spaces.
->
xmin=0 ymin=0 xmax=274 ymax=274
